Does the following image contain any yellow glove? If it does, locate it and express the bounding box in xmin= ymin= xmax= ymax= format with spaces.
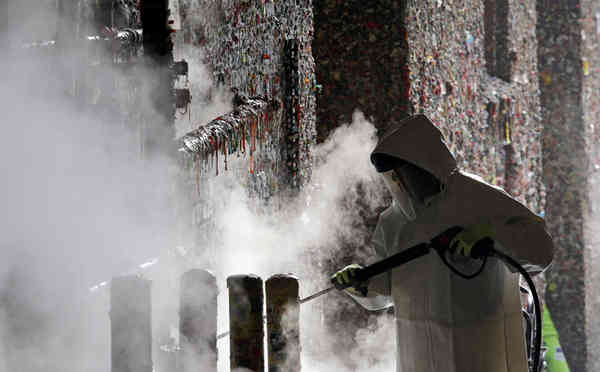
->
xmin=330 ymin=264 xmax=368 ymax=295
xmin=450 ymin=223 xmax=495 ymax=257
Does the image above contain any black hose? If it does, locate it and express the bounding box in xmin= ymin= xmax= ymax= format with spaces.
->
xmin=493 ymin=249 xmax=542 ymax=372
xmin=434 ymin=235 xmax=542 ymax=372
xmin=437 ymin=248 xmax=489 ymax=279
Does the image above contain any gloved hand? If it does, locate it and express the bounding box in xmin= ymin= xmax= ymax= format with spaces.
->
xmin=330 ymin=264 xmax=368 ymax=296
xmin=449 ymin=223 xmax=495 ymax=258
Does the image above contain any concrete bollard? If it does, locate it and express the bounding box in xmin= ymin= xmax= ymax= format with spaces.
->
xmin=266 ymin=274 xmax=301 ymax=372
xmin=227 ymin=274 xmax=264 ymax=372
xmin=179 ymin=269 xmax=218 ymax=372
xmin=110 ymin=275 xmax=152 ymax=372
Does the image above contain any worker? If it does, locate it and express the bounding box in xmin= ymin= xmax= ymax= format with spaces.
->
xmin=332 ymin=114 xmax=554 ymax=372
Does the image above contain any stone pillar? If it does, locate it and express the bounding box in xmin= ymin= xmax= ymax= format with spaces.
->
xmin=140 ymin=0 xmax=175 ymax=158
xmin=179 ymin=269 xmax=218 ymax=372
xmin=266 ymin=274 xmax=300 ymax=372
xmin=227 ymin=274 xmax=264 ymax=372
xmin=110 ymin=276 xmax=152 ymax=372
xmin=581 ymin=2 xmax=600 ymax=370
xmin=537 ymin=0 xmax=600 ymax=370
xmin=283 ymin=39 xmax=301 ymax=191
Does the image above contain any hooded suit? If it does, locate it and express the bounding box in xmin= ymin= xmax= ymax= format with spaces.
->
xmin=348 ymin=114 xmax=554 ymax=372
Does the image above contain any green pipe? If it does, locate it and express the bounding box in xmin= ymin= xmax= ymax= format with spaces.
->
xmin=543 ymin=306 xmax=570 ymax=372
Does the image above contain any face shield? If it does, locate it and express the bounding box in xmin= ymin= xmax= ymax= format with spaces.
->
xmin=382 ymin=169 xmax=417 ymax=220
xmin=381 ymin=161 xmax=442 ymax=221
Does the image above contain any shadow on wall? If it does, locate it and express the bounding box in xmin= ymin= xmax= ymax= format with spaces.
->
xmin=313 ymin=0 xmax=411 ymax=142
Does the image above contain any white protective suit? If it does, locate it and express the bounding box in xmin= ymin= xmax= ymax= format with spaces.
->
xmin=348 ymin=114 xmax=554 ymax=372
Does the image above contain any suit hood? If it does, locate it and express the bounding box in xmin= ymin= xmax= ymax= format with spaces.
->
xmin=370 ymin=114 xmax=457 ymax=185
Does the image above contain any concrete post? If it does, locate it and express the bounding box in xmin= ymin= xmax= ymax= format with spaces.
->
xmin=179 ymin=269 xmax=218 ymax=372
xmin=266 ymin=274 xmax=300 ymax=372
xmin=110 ymin=275 xmax=152 ymax=372
xmin=227 ymin=274 xmax=264 ymax=372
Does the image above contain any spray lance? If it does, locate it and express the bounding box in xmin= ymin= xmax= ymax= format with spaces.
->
xmin=218 ymin=226 xmax=544 ymax=372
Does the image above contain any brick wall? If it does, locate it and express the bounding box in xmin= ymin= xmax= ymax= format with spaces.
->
xmin=177 ymin=0 xmax=316 ymax=256
xmin=315 ymin=0 xmax=544 ymax=210
xmin=179 ymin=0 xmax=315 ymax=186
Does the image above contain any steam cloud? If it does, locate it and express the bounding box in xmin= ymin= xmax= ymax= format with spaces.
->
xmin=0 ymin=2 xmax=396 ymax=372
xmin=206 ymin=111 xmax=394 ymax=372
xmin=0 ymin=2 xmax=179 ymax=370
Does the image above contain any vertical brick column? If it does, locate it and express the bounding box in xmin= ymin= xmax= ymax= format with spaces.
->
xmin=110 ymin=276 xmax=152 ymax=372
xmin=580 ymin=2 xmax=600 ymax=371
xmin=228 ymin=274 xmax=264 ymax=372
xmin=266 ymin=274 xmax=300 ymax=372
xmin=538 ymin=0 xmax=600 ymax=370
xmin=140 ymin=0 xmax=175 ymax=158
xmin=536 ymin=0 xmax=600 ymax=370
xmin=179 ymin=269 xmax=218 ymax=372
xmin=283 ymin=39 xmax=301 ymax=191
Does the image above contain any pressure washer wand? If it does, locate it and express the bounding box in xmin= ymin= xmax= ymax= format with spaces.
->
xmin=299 ymin=242 xmax=432 ymax=304
xmin=299 ymin=286 xmax=336 ymax=304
